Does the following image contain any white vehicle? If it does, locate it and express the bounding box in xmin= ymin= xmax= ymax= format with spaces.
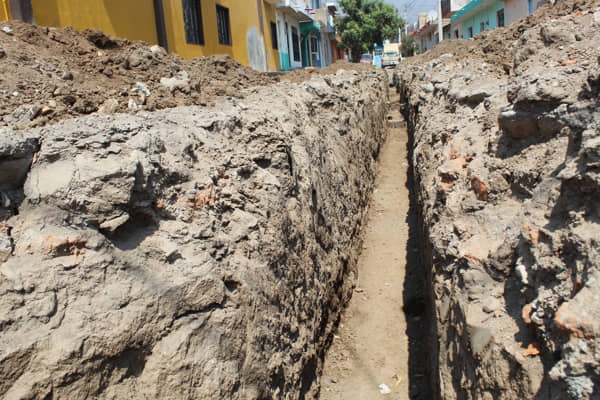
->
xmin=382 ymin=42 xmax=401 ymax=68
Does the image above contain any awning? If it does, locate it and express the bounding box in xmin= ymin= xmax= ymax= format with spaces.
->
xmin=451 ymin=0 xmax=498 ymax=22
xmin=276 ymin=4 xmax=313 ymax=23
xmin=300 ymin=20 xmax=320 ymax=37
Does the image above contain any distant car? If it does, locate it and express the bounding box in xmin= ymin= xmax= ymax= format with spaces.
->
xmin=382 ymin=51 xmax=400 ymax=68
xmin=359 ymin=53 xmax=372 ymax=64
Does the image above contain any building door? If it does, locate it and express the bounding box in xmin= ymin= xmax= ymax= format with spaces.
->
xmin=279 ymin=21 xmax=291 ymax=70
xmin=310 ymin=36 xmax=319 ymax=67
xmin=9 ymin=0 xmax=33 ymax=22
xmin=291 ymin=26 xmax=301 ymax=66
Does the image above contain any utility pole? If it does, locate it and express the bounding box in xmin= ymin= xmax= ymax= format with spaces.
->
xmin=403 ymin=1 xmax=416 ymax=40
xmin=438 ymin=0 xmax=443 ymax=43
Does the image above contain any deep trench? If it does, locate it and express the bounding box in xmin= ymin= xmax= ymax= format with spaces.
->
xmin=400 ymin=90 xmax=439 ymax=400
xmin=318 ymin=91 xmax=433 ymax=399
xmin=403 ymin=122 xmax=434 ymax=400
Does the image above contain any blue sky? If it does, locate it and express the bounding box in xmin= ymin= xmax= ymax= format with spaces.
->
xmin=385 ymin=0 xmax=439 ymax=24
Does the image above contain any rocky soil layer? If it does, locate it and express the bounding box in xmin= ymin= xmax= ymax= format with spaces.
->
xmin=0 ymin=63 xmax=389 ymax=398
xmin=397 ymin=1 xmax=600 ymax=399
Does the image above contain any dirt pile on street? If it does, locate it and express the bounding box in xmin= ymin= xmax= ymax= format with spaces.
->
xmin=397 ymin=1 xmax=600 ymax=398
xmin=402 ymin=0 xmax=600 ymax=73
xmin=281 ymin=61 xmax=376 ymax=84
xmin=0 ymin=20 xmax=278 ymax=130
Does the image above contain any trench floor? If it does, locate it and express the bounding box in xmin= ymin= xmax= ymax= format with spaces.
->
xmin=320 ymin=101 xmax=411 ymax=399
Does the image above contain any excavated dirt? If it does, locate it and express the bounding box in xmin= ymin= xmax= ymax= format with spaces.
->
xmin=0 ymin=20 xmax=393 ymax=400
xmin=0 ymin=20 xmax=278 ymax=130
xmin=2 ymin=0 xmax=600 ymax=398
xmin=0 ymin=71 xmax=390 ymax=399
xmin=397 ymin=0 xmax=600 ymax=398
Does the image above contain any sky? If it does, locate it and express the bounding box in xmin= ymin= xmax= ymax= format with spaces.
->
xmin=385 ymin=0 xmax=439 ymax=24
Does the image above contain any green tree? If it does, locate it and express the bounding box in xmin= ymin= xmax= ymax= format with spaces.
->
xmin=401 ymin=35 xmax=417 ymax=57
xmin=336 ymin=0 xmax=405 ymax=62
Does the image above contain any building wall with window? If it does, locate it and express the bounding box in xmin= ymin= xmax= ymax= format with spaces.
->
xmin=275 ymin=9 xmax=305 ymax=70
xmin=0 ymin=0 xmax=11 ymax=20
xmin=261 ymin=2 xmax=279 ymax=72
xmin=30 ymin=0 xmax=158 ymax=44
xmin=451 ymin=0 xmax=505 ymax=39
xmin=163 ymin=0 xmax=278 ymax=71
xmin=5 ymin=0 xmax=279 ymax=71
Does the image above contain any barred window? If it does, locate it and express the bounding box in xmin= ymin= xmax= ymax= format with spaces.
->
xmin=291 ymin=26 xmax=300 ymax=62
xmin=270 ymin=22 xmax=278 ymax=50
xmin=216 ymin=4 xmax=231 ymax=45
xmin=497 ymin=9 xmax=505 ymax=27
xmin=182 ymin=0 xmax=204 ymax=45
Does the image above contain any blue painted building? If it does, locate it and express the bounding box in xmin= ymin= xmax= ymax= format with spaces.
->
xmin=451 ymin=0 xmax=506 ymax=39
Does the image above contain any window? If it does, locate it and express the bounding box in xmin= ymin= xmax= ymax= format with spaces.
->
xmin=480 ymin=22 xmax=485 ymax=32
xmin=454 ymin=29 xmax=459 ymax=38
xmin=182 ymin=0 xmax=204 ymax=45
xmin=497 ymin=9 xmax=505 ymax=27
xmin=528 ymin=0 xmax=534 ymax=13
xmin=216 ymin=4 xmax=231 ymax=45
xmin=468 ymin=26 xmax=473 ymax=38
xmin=311 ymin=0 xmax=320 ymax=9
xmin=270 ymin=22 xmax=278 ymax=50
xmin=441 ymin=0 xmax=450 ymax=15
xmin=291 ymin=26 xmax=300 ymax=62
xmin=310 ymin=37 xmax=318 ymax=53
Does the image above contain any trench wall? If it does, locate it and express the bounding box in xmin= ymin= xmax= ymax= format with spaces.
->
xmin=0 ymin=70 xmax=389 ymax=399
xmin=397 ymin=8 xmax=600 ymax=400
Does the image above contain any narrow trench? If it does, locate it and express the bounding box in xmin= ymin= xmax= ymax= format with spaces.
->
xmin=320 ymin=95 xmax=430 ymax=399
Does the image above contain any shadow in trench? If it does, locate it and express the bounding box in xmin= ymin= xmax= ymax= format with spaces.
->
xmin=402 ymin=121 xmax=433 ymax=400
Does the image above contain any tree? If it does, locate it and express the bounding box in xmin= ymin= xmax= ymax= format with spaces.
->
xmin=401 ymin=35 xmax=418 ymax=58
xmin=336 ymin=0 xmax=405 ymax=62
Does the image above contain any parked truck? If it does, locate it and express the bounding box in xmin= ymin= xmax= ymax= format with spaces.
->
xmin=382 ymin=42 xmax=401 ymax=68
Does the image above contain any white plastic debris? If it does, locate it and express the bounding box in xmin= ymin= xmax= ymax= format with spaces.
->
xmin=515 ymin=258 xmax=529 ymax=285
xmin=128 ymin=98 xmax=138 ymax=112
xmin=132 ymin=82 xmax=151 ymax=97
xmin=2 ymin=26 xmax=13 ymax=35
xmin=378 ymin=383 xmax=392 ymax=394
xmin=132 ymin=82 xmax=151 ymax=105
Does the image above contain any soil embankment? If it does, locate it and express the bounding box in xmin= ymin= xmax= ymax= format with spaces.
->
xmin=2 ymin=0 xmax=600 ymax=398
xmin=397 ymin=1 xmax=600 ymax=398
xmin=0 ymin=21 xmax=391 ymax=399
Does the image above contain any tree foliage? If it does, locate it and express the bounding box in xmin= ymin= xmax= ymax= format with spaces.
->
xmin=336 ymin=0 xmax=405 ymax=62
xmin=401 ymin=35 xmax=418 ymax=58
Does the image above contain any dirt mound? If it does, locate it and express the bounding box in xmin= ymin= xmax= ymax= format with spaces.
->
xmin=281 ymin=61 xmax=376 ymax=84
xmin=0 ymin=21 xmax=278 ymax=129
xmin=402 ymin=0 xmax=600 ymax=74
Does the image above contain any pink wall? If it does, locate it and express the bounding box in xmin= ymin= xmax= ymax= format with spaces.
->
xmin=504 ymin=0 xmax=530 ymax=25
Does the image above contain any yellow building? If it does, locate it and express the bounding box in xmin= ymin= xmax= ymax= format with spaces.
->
xmin=1 ymin=0 xmax=280 ymax=71
xmin=0 ymin=0 xmax=11 ymax=21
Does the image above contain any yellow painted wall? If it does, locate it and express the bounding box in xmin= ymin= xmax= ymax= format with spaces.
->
xmin=0 ymin=0 xmax=11 ymax=21
xmin=20 ymin=0 xmax=277 ymax=71
xmin=262 ymin=2 xmax=279 ymax=71
xmin=163 ymin=0 xmax=277 ymax=70
xmin=31 ymin=0 xmax=158 ymax=44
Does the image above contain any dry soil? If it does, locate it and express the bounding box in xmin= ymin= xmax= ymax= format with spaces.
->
xmin=320 ymin=100 xmax=411 ymax=399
